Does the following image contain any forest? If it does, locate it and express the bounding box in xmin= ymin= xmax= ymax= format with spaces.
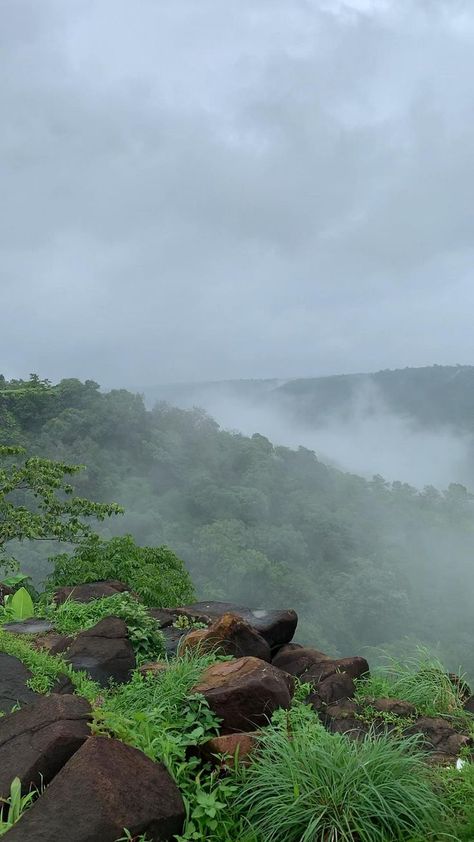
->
xmin=2 ymin=373 xmax=473 ymax=678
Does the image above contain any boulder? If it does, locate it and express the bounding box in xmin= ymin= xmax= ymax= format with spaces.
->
xmin=367 ymin=697 xmax=416 ymax=718
xmin=192 ymin=656 xmax=294 ymax=732
xmin=161 ymin=625 xmax=186 ymax=656
xmin=0 ymin=694 xmax=91 ymax=801
xmin=3 ymin=619 xmax=53 ymax=636
xmin=66 ymin=617 xmax=135 ymax=687
xmin=310 ymin=672 xmax=356 ymax=707
xmin=52 ymin=580 xmax=130 ymax=605
xmin=180 ymin=613 xmax=271 ymax=662
xmin=200 ymin=732 xmax=259 ymax=768
xmin=304 ymin=656 xmax=369 ymax=687
xmin=148 ymin=608 xmax=178 ymax=628
xmin=4 ymin=736 xmax=185 ymax=842
xmin=0 ymin=653 xmax=39 ymax=713
xmin=174 ymin=602 xmax=298 ymax=648
xmin=272 ymin=645 xmax=330 ymax=676
xmin=405 ymin=717 xmax=473 ymax=761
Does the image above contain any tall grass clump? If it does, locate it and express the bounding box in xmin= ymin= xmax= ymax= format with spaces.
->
xmin=355 ymin=647 xmax=468 ymax=718
xmin=235 ymin=703 xmax=444 ymax=842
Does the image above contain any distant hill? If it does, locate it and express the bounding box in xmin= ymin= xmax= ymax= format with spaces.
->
xmin=141 ymin=365 xmax=474 ymax=433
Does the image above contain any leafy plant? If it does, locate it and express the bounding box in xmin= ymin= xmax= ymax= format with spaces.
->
xmin=0 ymin=777 xmax=38 ymax=835
xmin=234 ymin=702 xmax=444 ymax=842
xmin=47 ymin=534 xmax=195 ymax=608
xmin=41 ymin=593 xmax=165 ymax=661
xmin=172 ymin=614 xmax=207 ymax=631
xmin=3 ymin=587 xmax=35 ymax=621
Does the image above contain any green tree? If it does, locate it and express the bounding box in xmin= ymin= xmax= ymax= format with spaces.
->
xmin=0 ymin=445 xmax=123 ymax=572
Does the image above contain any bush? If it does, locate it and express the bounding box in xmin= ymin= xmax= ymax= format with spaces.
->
xmin=43 ymin=592 xmax=166 ymax=662
xmin=234 ymin=703 xmax=444 ymax=842
xmin=46 ymin=534 xmax=195 ymax=607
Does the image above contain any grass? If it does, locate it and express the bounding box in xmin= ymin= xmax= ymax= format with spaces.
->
xmin=233 ymin=702 xmax=445 ymax=842
xmin=355 ymin=647 xmax=470 ymax=721
xmin=0 ymin=629 xmax=101 ymax=701
xmin=0 ymin=777 xmax=39 ymax=835
xmin=38 ymin=593 xmax=166 ymax=663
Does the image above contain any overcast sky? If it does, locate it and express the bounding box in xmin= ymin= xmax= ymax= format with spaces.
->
xmin=1 ymin=0 xmax=473 ymax=387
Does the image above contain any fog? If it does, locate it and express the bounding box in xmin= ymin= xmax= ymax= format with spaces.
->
xmin=145 ymin=381 xmax=472 ymax=489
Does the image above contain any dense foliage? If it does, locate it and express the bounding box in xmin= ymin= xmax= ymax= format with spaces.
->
xmin=2 ymin=374 xmax=474 ymax=676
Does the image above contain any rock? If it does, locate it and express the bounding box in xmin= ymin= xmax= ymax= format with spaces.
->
xmin=174 ymin=602 xmax=298 ymax=648
xmin=405 ymin=717 xmax=473 ymax=761
xmin=304 ymin=656 xmax=369 ymax=687
xmin=138 ymin=661 xmax=168 ymax=677
xmin=311 ymin=672 xmax=356 ymax=707
xmin=272 ymin=645 xmax=330 ymax=676
xmin=161 ymin=625 xmax=186 ymax=656
xmin=52 ymin=580 xmax=130 ymax=605
xmin=148 ymin=608 xmax=178 ymax=628
xmin=367 ymin=697 xmax=416 ymax=718
xmin=192 ymin=656 xmax=294 ymax=732
xmin=4 ymin=736 xmax=185 ymax=842
xmin=0 ymin=653 xmax=39 ymax=713
xmin=50 ymin=674 xmax=77 ymax=695
xmin=180 ymin=613 xmax=271 ymax=662
xmin=66 ymin=617 xmax=135 ymax=687
xmin=200 ymin=732 xmax=259 ymax=768
xmin=464 ymin=695 xmax=474 ymax=714
xmin=32 ymin=632 xmax=73 ymax=655
xmin=3 ymin=619 xmax=53 ymax=635
xmin=0 ymin=694 xmax=91 ymax=801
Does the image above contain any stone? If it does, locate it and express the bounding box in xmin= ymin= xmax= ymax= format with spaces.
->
xmin=272 ymin=645 xmax=330 ymax=676
xmin=174 ymin=601 xmax=298 ymax=648
xmin=138 ymin=661 xmax=168 ymax=677
xmin=161 ymin=625 xmax=186 ymax=656
xmin=148 ymin=608 xmax=178 ymax=628
xmin=192 ymin=656 xmax=294 ymax=732
xmin=405 ymin=717 xmax=473 ymax=760
xmin=311 ymin=672 xmax=356 ymax=706
xmin=52 ymin=580 xmax=130 ymax=605
xmin=66 ymin=617 xmax=135 ymax=687
xmin=180 ymin=613 xmax=271 ymax=661
xmin=367 ymin=697 xmax=416 ymax=718
xmin=3 ymin=619 xmax=53 ymax=635
xmin=304 ymin=656 xmax=369 ymax=687
xmin=200 ymin=732 xmax=259 ymax=768
xmin=0 ymin=653 xmax=39 ymax=714
xmin=0 ymin=693 xmax=91 ymax=801
xmin=4 ymin=736 xmax=185 ymax=842
xmin=32 ymin=632 xmax=73 ymax=655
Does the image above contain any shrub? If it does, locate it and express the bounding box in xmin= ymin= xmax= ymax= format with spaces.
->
xmin=46 ymin=534 xmax=195 ymax=607
xmin=234 ymin=703 xmax=444 ymax=842
xmin=43 ymin=592 xmax=165 ymax=662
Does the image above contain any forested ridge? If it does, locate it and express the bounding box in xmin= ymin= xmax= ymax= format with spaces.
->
xmin=2 ymin=374 xmax=474 ymax=676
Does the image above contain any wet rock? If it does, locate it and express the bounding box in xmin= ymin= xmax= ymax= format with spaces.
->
xmin=304 ymin=655 xmax=369 ymax=687
xmin=4 ymin=736 xmax=185 ymax=842
xmin=0 ymin=694 xmax=91 ymax=801
xmin=174 ymin=602 xmax=298 ymax=648
xmin=66 ymin=617 xmax=135 ymax=687
xmin=180 ymin=613 xmax=271 ymax=662
xmin=148 ymin=608 xmax=178 ymax=628
xmin=272 ymin=645 xmax=330 ymax=676
xmin=311 ymin=672 xmax=356 ymax=707
xmin=192 ymin=656 xmax=294 ymax=732
xmin=3 ymin=619 xmax=53 ymax=636
xmin=0 ymin=653 xmax=39 ymax=714
xmin=53 ymin=580 xmax=130 ymax=605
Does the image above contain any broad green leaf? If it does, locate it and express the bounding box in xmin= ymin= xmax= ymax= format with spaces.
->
xmin=8 ymin=588 xmax=34 ymax=621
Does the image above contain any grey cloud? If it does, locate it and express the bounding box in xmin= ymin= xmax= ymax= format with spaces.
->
xmin=1 ymin=0 xmax=474 ymax=384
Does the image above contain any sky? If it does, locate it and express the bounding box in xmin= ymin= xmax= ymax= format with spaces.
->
xmin=1 ymin=0 xmax=474 ymax=387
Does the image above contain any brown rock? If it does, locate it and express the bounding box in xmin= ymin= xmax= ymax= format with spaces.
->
xmin=0 ymin=653 xmax=39 ymax=714
xmin=174 ymin=602 xmax=298 ymax=648
xmin=272 ymin=645 xmax=331 ymax=675
xmin=66 ymin=617 xmax=135 ymax=687
xmin=4 ymin=736 xmax=185 ymax=842
xmin=368 ymin=697 xmax=416 ymax=718
xmin=0 ymin=694 xmax=91 ymax=801
xmin=201 ymin=732 xmax=259 ymax=768
xmin=32 ymin=632 xmax=73 ymax=655
xmin=138 ymin=661 xmax=168 ymax=677
xmin=304 ymin=656 xmax=369 ymax=687
xmin=53 ymin=580 xmax=130 ymax=605
xmin=192 ymin=656 xmax=294 ymax=732
xmin=405 ymin=716 xmax=473 ymax=760
xmin=180 ymin=613 xmax=271 ymax=661
xmin=312 ymin=672 xmax=356 ymax=706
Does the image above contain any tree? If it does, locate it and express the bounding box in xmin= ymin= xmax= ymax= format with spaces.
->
xmin=0 ymin=445 xmax=123 ymax=571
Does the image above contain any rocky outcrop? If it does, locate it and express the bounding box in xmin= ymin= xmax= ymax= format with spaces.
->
xmin=4 ymin=736 xmax=185 ymax=842
xmin=192 ymin=656 xmax=294 ymax=732
xmin=53 ymin=580 xmax=130 ymax=605
xmin=180 ymin=613 xmax=271 ymax=661
xmin=0 ymin=653 xmax=39 ymax=713
xmin=66 ymin=617 xmax=135 ymax=686
xmin=172 ymin=602 xmax=298 ymax=649
xmin=0 ymin=694 xmax=91 ymax=800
